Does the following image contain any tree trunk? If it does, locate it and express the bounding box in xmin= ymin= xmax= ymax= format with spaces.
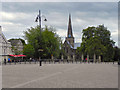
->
xmin=87 ymin=54 xmax=89 ymax=63
xmin=99 ymin=55 xmax=101 ymax=63
xmin=67 ymin=55 xmax=70 ymax=60
xmin=94 ymin=53 xmax=96 ymax=63
xmin=73 ymin=54 xmax=75 ymax=61
xmin=51 ymin=54 xmax=53 ymax=60
xmin=61 ymin=54 xmax=64 ymax=60
xmin=82 ymin=53 xmax=84 ymax=62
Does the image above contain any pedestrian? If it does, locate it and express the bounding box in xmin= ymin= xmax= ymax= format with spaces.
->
xmin=4 ymin=58 xmax=6 ymax=65
xmin=85 ymin=58 xmax=87 ymax=61
xmin=8 ymin=58 xmax=10 ymax=62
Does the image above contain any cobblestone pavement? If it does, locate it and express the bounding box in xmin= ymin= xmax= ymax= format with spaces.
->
xmin=2 ymin=63 xmax=118 ymax=88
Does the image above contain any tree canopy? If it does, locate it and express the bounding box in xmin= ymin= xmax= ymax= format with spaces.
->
xmin=77 ymin=25 xmax=115 ymax=61
xmin=24 ymin=26 xmax=61 ymax=59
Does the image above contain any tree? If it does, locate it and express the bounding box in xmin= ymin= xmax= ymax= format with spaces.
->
xmin=77 ymin=25 xmax=115 ymax=62
xmin=113 ymin=46 xmax=120 ymax=61
xmin=23 ymin=44 xmax=35 ymax=58
xmin=41 ymin=26 xmax=61 ymax=58
xmin=24 ymin=25 xmax=61 ymax=59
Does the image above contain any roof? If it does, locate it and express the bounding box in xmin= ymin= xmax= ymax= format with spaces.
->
xmin=66 ymin=40 xmax=73 ymax=49
xmin=74 ymin=43 xmax=81 ymax=49
xmin=9 ymin=40 xmax=22 ymax=46
xmin=0 ymin=26 xmax=10 ymax=43
xmin=65 ymin=40 xmax=80 ymax=49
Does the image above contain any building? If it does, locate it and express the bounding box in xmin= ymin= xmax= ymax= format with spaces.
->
xmin=63 ymin=14 xmax=80 ymax=60
xmin=8 ymin=39 xmax=23 ymax=55
xmin=0 ymin=26 xmax=12 ymax=63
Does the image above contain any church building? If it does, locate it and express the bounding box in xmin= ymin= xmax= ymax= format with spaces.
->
xmin=63 ymin=14 xmax=80 ymax=60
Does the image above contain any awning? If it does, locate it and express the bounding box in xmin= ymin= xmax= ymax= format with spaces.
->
xmin=9 ymin=54 xmax=26 ymax=57
xmin=17 ymin=55 xmax=26 ymax=57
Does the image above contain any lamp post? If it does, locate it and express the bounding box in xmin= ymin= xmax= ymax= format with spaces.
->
xmin=35 ymin=10 xmax=47 ymax=66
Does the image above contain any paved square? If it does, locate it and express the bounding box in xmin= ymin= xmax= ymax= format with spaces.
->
xmin=2 ymin=63 xmax=118 ymax=88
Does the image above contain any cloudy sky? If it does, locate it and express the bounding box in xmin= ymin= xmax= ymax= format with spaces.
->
xmin=0 ymin=2 xmax=118 ymax=46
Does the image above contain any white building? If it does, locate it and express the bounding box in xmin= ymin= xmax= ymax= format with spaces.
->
xmin=0 ymin=26 xmax=12 ymax=63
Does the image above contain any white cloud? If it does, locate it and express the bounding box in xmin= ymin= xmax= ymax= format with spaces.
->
xmin=1 ymin=12 xmax=15 ymax=20
xmin=2 ymin=22 xmax=22 ymax=26
xmin=56 ymin=28 xmax=67 ymax=37
xmin=1 ymin=11 xmax=32 ymax=21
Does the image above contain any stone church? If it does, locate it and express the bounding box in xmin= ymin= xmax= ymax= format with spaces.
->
xmin=63 ymin=14 xmax=80 ymax=60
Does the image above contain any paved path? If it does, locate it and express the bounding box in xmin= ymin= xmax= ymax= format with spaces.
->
xmin=2 ymin=63 xmax=118 ymax=88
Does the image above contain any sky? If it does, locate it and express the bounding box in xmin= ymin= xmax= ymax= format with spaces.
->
xmin=0 ymin=2 xmax=118 ymax=46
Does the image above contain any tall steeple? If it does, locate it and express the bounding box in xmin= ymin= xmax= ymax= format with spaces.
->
xmin=67 ymin=14 xmax=73 ymax=38
xmin=66 ymin=14 xmax=74 ymax=47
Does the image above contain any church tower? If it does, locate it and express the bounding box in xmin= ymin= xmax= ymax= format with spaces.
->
xmin=66 ymin=14 xmax=74 ymax=47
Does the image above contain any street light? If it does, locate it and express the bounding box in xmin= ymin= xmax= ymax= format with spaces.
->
xmin=35 ymin=10 xmax=47 ymax=35
xmin=35 ymin=10 xmax=47 ymax=66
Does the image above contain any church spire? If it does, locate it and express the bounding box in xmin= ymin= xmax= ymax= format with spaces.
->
xmin=67 ymin=14 xmax=73 ymax=38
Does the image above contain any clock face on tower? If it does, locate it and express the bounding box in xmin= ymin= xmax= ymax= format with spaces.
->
xmin=68 ymin=34 xmax=71 ymax=37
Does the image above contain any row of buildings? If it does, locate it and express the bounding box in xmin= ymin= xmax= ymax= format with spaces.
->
xmin=0 ymin=26 xmax=23 ymax=63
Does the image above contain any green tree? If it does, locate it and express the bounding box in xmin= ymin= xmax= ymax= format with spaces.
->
xmin=24 ymin=26 xmax=61 ymax=59
xmin=77 ymin=25 xmax=115 ymax=62
xmin=23 ymin=44 xmax=35 ymax=58
xmin=113 ymin=46 xmax=120 ymax=61
xmin=41 ymin=26 xmax=61 ymax=58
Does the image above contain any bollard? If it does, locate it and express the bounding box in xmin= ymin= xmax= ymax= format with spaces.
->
xmin=25 ymin=60 xmax=26 ymax=64
xmin=39 ymin=60 xmax=42 ymax=66
xmin=49 ymin=60 xmax=50 ymax=64
xmin=9 ymin=61 xmax=11 ymax=65
xmin=44 ymin=60 xmax=45 ymax=64
xmin=14 ymin=60 xmax=16 ymax=65
xmin=4 ymin=62 xmax=6 ymax=65
xmin=29 ymin=60 xmax=31 ymax=64
xmin=80 ymin=60 xmax=81 ymax=64
xmin=88 ymin=61 xmax=90 ymax=64
xmin=59 ymin=60 xmax=60 ymax=64
xmin=19 ymin=60 xmax=21 ymax=64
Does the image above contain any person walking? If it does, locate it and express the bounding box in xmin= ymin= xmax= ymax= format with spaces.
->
xmin=4 ymin=58 xmax=6 ymax=65
xmin=85 ymin=58 xmax=87 ymax=63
